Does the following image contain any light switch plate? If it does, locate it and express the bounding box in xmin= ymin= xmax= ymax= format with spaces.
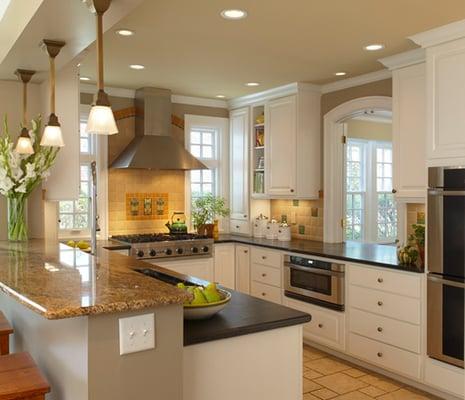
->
xmin=119 ymin=313 xmax=155 ymax=355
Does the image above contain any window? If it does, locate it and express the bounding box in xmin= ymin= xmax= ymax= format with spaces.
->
xmin=345 ymin=139 xmax=397 ymax=243
xmin=58 ymin=116 xmax=97 ymax=236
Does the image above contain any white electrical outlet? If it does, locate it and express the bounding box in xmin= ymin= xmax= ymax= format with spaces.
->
xmin=119 ymin=313 xmax=155 ymax=355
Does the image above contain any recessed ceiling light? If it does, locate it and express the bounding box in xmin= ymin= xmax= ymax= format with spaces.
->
xmin=116 ymin=29 xmax=134 ymax=36
xmin=129 ymin=64 xmax=145 ymax=70
xmin=364 ymin=44 xmax=385 ymax=51
xmin=79 ymin=76 xmax=91 ymax=81
xmin=216 ymin=95 xmax=226 ymax=98
xmin=220 ymin=9 xmax=247 ymax=20
xmin=245 ymin=82 xmax=260 ymax=87
xmin=334 ymin=72 xmax=347 ymax=76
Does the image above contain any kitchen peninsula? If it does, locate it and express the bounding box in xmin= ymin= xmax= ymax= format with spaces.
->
xmin=0 ymin=240 xmax=310 ymax=400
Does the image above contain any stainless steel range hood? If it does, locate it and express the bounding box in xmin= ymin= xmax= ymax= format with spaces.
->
xmin=110 ymin=87 xmax=207 ymax=170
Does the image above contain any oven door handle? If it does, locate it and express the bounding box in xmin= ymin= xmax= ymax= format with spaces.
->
xmin=284 ymin=262 xmax=344 ymax=277
xmin=428 ymin=189 xmax=465 ymax=196
xmin=428 ymin=274 xmax=465 ymax=288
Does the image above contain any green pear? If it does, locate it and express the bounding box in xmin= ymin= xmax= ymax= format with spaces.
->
xmin=191 ymin=287 xmax=208 ymax=305
xmin=177 ymin=282 xmax=186 ymax=290
xmin=203 ymin=283 xmax=222 ymax=303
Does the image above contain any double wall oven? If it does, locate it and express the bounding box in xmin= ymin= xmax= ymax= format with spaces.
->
xmin=427 ymin=167 xmax=465 ymax=368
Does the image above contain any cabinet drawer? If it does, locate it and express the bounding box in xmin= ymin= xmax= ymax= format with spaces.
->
xmin=349 ymin=308 xmax=420 ymax=353
xmin=251 ymin=247 xmax=282 ymax=269
xmin=349 ymin=264 xmax=421 ymax=298
xmin=230 ymin=219 xmax=250 ymax=235
xmin=349 ymin=285 xmax=420 ymax=324
xmin=283 ymin=296 xmax=344 ymax=350
xmin=348 ymin=333 xmax=421 ymax=379
xmin=251 ymin=263 xmax=281 ymax=287
xmin=251 ymin=281 xmax=282 ymax=304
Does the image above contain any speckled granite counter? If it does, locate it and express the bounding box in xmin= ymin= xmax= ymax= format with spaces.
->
xmin=215 ymin=234 xmax=424 ymax=273
xmin=0 ymin=240 xmax=189 ymax=319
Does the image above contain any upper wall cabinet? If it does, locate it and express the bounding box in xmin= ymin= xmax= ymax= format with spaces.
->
xmin=410 ymin=21 xmax=465 ymax=166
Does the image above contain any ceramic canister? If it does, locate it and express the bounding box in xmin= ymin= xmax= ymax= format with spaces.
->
xmin=253 ymin=215 xmax=268 ymax=238
xmin=265 ymin=219 xmax=279 ymax=240
xmin=277 ymin=223 xmax=291 ymax=241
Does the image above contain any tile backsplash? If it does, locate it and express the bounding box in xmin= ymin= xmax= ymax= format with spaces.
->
xmin=270 ymin=199 xmax=324 ymax=241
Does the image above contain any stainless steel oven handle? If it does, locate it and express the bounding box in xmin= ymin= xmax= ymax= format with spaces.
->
xmin=427 ymin=274 xmax=465 ymax=289
xmin=428 ymin=189 xmax=465 ymax=196
xmin=284 ymin=263 xmax=345 ymax=277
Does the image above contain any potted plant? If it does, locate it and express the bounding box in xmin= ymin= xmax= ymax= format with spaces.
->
xmin=411 ymin=224 xmax=425 ymax=266
xmin=191 ymin=194 xmax=230 ymax=238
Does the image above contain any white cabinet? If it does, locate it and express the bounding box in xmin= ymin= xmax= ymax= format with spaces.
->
xmin=213 ymin=244 xmax=235 ymax=289
xmin=229 ymin=108 xmax=250 ymax=232
xmin=235 ymin=245 xmax=250 ymax=294
xmin=392 ymin=62 xmax=427 ymax=200
xmin=155 ymin=258 xmax=214 ymax=282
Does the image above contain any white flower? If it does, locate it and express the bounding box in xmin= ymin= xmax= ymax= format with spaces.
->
xmin=25 ymin=162 xmax=36 ymax=179
xmin=15 ymin=182 xmax=27 ymax=194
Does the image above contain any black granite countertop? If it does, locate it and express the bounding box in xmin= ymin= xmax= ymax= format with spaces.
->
xmin=184 ymin=289 xmax=311 ymax=346
xmin=216 ymin=235 xmax=424 ymax=273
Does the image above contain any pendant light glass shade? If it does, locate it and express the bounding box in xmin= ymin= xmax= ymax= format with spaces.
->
xmin=86 ymin=105 xmax=118 ymax=135
xmin=15 ymin=127 xmax=34 ymax=154
xmin=40 ymin=113 xmax=64 ymax=147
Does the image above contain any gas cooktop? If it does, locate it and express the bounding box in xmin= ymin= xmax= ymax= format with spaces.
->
xmin=111 ymin=233 xmax=208 ymax=244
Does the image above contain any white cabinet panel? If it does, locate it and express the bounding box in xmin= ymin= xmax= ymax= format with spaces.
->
xmin=250 ymin=281 xmax=282 ymax=304
xmin=265 ymin=95 xmax=297 ymax=196
xmin=392 ymin=63 xmax=427 ymax=199
xmin=424 ymin=358 xmax=465 ymax=398
xmin=229 ymin=108 xmax=249 ymax=221
xmin=213 ymin=244 xmax=235 ymax=289
xmin=250 ymin=247 xmax=282 ymax=269
xmin=155 ymin=258 xmax=214 ymax=282
xmin=235 ymin=245 xmax=250 ymax=294
xmin=251 ymin=263 xmax=281 ymax=288
xmin=229 ymin=219 xmax=250 ymax=235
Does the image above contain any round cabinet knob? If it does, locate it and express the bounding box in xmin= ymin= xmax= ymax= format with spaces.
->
xmin=377 ymin=277 xmax=384 ymax=283
xmin=392 ymin=189 xmax=397 ymax=194
xmin=191 ymin=247 xmax=199 ymax=253
xmin=377 ymin=301 xmax=383 ymax=306
xmin=244 ymin=250 xmax=248 ymax=254
xmin=377 ymin=327 xmax=383 ymax=332
xmin=261 ymin=273 xmax=267 ymax=277
xmin=236 ymin=225 xmax=240 ymax=229
xmin=262 ymin=292 xmax=266 ymax=296
xmin=149 ymin=249 xmax=157 ymax=257
xmin=262 ymin=255 xmax=267 ymax=260
xmin=243 ymin=214 xmax=247 ymax=218
xmin=165 ymin=249 xmax=172 ymax=255
xmin=202 ymin=246 xmax=209 ymax=253
xmin=176 ymin=248 xmax=183 ymax=255
xmin=136 ymin=250 xmax=144 ymax=257
xmin=377 ymin=352 xmax=383 ymax=358
xmin=290 ymin=189 xmax=295 ymax=193
xmin=318 ymin=323 xmax=323 ymax=328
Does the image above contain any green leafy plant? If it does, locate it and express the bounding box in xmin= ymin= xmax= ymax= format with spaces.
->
xmin=191 ymin=193 xmax=230 ymax=228
xmin=411 ymin=224 xmax=425 ymax=248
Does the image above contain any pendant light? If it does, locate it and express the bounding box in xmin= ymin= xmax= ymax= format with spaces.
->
xmin=40 ymin=39 xmax=65 ymax=147
xmin=86 ymin=0 xmax=118 ymax=135
xmin=15 ymin=69 xmax=36 ymax=154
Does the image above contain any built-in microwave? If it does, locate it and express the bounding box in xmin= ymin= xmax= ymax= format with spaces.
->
xmin=283 ymin=255 xmax=345 ymax=311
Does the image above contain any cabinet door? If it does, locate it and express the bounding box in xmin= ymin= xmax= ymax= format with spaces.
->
xmin=392 ymin=63 xmax=427 ymax=199
xmin=214 ymin=244 xmax=235 ymax=289
xmin=235 ymin=245 xmax=250 ymax=294
xmin=266 ymin=95 xmax=297 ymax=196
xmin=427 ymin=38 xmax=465 ymax=162
xmin=230 ymin=108 xmax=249 ymax=220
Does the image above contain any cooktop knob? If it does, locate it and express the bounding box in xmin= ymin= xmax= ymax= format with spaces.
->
xmin=149 ymin=249 xmax=156 ymax=257
xmin=191 ymin=247 xmax=199 ymax=253
xmin=176 ymin=248 xmax=184 ymax=255
xmin=202 ymin=246 xmax=209 ymax=253
xmin=136 ymin=250 xmax=144 ymax=257
xmin=165 ymin=249 xmax=172 ymax=255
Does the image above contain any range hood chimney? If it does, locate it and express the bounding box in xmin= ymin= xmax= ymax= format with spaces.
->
xmin=110 ymin=87 xmax=207 ymax=170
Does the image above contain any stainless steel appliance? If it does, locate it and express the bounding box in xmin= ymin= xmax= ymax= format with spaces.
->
xmin=284 ymin=255 xmax=345 ymax=311
xmin=111 ymin=233 xmax=213 ymax=260
xmin=427 ymin=166 xmax=465 ymax=368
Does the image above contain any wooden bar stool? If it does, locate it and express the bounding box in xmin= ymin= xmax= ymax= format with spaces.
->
xmin=0 ymin=312 xmax=13 ymax=356
xmin=0 ymin=352 xmax=50 ymax=399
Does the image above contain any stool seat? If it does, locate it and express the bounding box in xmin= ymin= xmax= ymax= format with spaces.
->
xmin=0 ymin=352 xmax=50 ymax=399
xmin=0 ymin=312 xmax=13 ymax=356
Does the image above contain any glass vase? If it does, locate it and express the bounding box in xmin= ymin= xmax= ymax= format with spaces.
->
xmin=7 ymin=197 xmax=28 ymax=241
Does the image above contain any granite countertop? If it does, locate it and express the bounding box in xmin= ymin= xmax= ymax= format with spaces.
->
xmin=215 ymin=235 xmax=424 ymax=273
xmin=0 ymin=240 xmax=189 ymax=320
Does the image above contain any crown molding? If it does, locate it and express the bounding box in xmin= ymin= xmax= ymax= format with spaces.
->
xmin=409 ymin=19 xmax=465 ymax=48
xmin=171 ymin=94 xmax=228 ymax=109
xmin=79 ymin=83 xmax=136 ymax=98
xmin=320 ymin=69 xmax=392 ymax=94
xmin=378 ymin=48 xmax=425 ymax=70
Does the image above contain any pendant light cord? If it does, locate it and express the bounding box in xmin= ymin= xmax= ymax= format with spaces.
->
xmin=96 ymin=12 xmax=104 ymax=92
xmin=49 ymin=55 xmax=56 ymax=115
xmin=22 ymin=81 xmax=27 ymax=126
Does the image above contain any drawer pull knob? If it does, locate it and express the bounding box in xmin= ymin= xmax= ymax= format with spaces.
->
xmin=318 ymin=323 xmax=323 ymax=328
xmin=377 ymin=277 xmax=384 ymax=283
xmin=377 ymin=352 xmax=383 ymax=358
xmin=377 ymin=301 xmax=383 ymax=306
xmin=262 ymin=292 xmax=266 ymax=296
xmin=236 ymin=226 xmax=240 ymax=229
xmin=262 ymin=256 xmax=267 ymax=260
xmin=290 ymin=189 xmax=295 ymax=193
xmin=244 ymin=250 xmax=248 ymax=253
xmin=244 ymin=214 xmax=247 ymax=218
xmin=377 ymin=327 xmax=383 ymax=332
xmin=261 ymin=273 xmax=267 ymax=277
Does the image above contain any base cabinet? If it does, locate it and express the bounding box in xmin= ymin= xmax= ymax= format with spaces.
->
xmin=155 ymin=258 xmax=214 ymax=283
xmin=235 ymin=245 xmax=250 ymax=294
xmin=424 ymin=357 xmax=465 ymax=398
xmin=213 ymin=244 xmax=235 ymax=289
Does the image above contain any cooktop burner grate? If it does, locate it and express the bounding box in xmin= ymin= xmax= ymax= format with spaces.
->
xmin=111 ymin=233 xmax=208 ymax=244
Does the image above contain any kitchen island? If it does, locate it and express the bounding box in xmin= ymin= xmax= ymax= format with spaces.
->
xmin=0 ymin=240 xmax=310 ymax=400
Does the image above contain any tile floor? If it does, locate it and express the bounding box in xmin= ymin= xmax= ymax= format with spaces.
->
xmin=303 ymin=345 xmax=442 ymax=400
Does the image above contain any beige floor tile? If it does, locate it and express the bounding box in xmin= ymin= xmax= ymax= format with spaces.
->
xmin=304 ymin=393 xmax=321 ymax=400
xmin=333 ymin=391 xmax=375 ymax=400
xmin=377 ymin=388 xmax=438 ymax=400
xmin=359 ymin=385 xmax=387 ymax=397
xmin=315 ymin=372 xmax=370 ymax=394
xmin=312 ymin=387 xmax=339 ymax=399
xmin=343 ymin=368 xmax=367 ymax=378
xmin=304 ymin=378 xmax=323 ymax=393
xmin=359 ymin=374 xmax=403 ymax=392
xmin=304 ymin=346 xmax=328 ymax=360
xmin=305 ymin=369 xmax=324 ymax=380
xmin=305 ymin=357 xmax=352 ymax=375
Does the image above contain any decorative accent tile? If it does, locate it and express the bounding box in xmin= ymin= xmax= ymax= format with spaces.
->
xmin=293 ymin=199 xmax=300 ymax=206
xmin=299 ymin=225 xmax=306 ymax=234
xmin=125 ymin=193 xmax=169 ymax=220
xmin=311 ymin=207 xmax=318 ymax=217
